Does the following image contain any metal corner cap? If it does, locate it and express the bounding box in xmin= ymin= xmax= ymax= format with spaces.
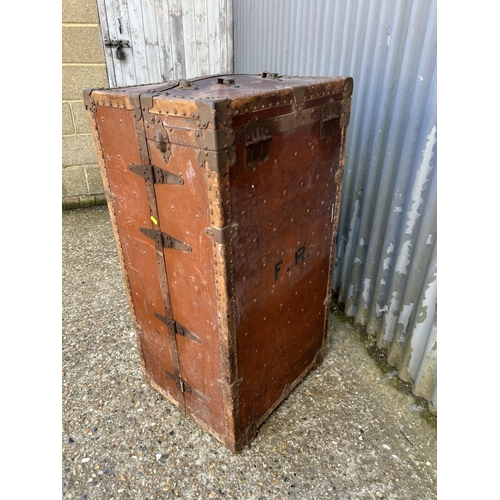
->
xmin=204 ymin=224 xmax=239 ymax=245
xmin=344 ymin=77 xmax=354 ymax=96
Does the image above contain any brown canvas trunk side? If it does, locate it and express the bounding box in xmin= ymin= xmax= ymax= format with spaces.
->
xmin=84 ymin=74 xmax=353 ymax=452
xmin=214 ymin=77 xmax=351 ymax=448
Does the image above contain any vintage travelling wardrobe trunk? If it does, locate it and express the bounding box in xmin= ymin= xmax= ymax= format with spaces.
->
xmin=84 ymin=73 xmax=353 ymax=452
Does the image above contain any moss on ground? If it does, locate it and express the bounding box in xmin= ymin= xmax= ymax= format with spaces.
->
xmin=330 ymin=297 xmax=437 ymax=430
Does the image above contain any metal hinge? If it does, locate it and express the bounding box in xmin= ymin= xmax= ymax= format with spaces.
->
xmin=164 ymin=370 xmax=209 ymax=403
xmin=154 ymin=313 xmax=201 ymax=343
xmin=128 ymin=164 xmax=183 ymax=185
xmin=140 ymin=227 xmax=192 ymax=252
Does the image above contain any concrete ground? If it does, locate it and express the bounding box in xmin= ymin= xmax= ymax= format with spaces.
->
xmin=62 ymin=206 xmax=437 ymax=500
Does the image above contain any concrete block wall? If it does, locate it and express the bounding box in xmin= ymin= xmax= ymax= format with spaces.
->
xmin=62 ymin=0 xmax=108 ymax=209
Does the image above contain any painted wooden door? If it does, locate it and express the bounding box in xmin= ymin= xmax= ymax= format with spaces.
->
xmin=96 ymin=0 xmax=234 ymax=87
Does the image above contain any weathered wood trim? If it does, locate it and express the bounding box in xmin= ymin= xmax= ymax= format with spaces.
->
xmin=321 ymin=77 xmax=354 ymax=354
xmin=202 ymin=101 xmax=240 ymax=449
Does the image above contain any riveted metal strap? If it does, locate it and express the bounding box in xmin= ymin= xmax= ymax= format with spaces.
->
xmin=82 ymin=89 xmax=97 ymax=113
xmin=244 ymin=115 xmax=272 ymax=169
xmin=204 ymin=223 xmax=239 ymax=244
xmin=197 ymin=149 xmax=236 ymax=172
xmin=291 ymin=85 xmax=307 ymax=114
xmin=320 ymin=98 xmax=342 ymax=141
xmin=217 ymin=377 xmax=243 ymax=398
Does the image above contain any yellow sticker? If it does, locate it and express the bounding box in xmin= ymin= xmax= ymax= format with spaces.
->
xmin=150 ymin=216 xmax=158 ymax=225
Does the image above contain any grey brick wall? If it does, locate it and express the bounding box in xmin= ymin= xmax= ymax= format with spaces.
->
xmin=62 ymin=0 xmax=107 ymax=209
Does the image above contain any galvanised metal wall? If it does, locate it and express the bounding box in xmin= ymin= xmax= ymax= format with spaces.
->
xmin=234 ymin=0 xmax=437 ymax=413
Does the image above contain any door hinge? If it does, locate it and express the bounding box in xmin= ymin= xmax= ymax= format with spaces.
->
xmin=140 ymin=227 xmax=192 ymax=252
xmin=154 ymin=313 xmax=201 ymax=343
xmin=164 ymin=370 xmax=209 ymax=403
xmin=129 ymin=164 xmax=183 ymax=185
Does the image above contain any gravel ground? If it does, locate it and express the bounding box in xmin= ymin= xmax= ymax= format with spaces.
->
xmin=62 ymin=205 xmax=437 ymax=500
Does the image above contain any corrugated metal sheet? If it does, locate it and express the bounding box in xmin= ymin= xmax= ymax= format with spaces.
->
xmin=97 ymin=0 xmax=233 ymax=86
xmin=234 ymin=0 xmax=437 ymax=413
